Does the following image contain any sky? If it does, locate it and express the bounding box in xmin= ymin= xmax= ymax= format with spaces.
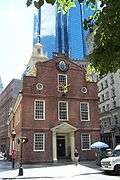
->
xmin=0 ymin=0 xmax=34 ymax=88
xmin=0 ymin=1 xmax=56 ymax=89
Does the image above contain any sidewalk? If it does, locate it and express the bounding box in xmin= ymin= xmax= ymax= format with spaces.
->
xmin=0 ymin=161 xmax=101 ymax=179
xmin=22 ymin=160 xmax=101 ymax=171
xmin=80 ymin=161 xmax=101 ymax=170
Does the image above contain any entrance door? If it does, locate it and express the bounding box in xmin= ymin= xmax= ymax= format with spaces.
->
xmin=57 ymin=136 xmax=65 ymax=159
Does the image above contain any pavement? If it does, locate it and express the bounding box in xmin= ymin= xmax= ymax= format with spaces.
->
xmin=0 ymin=160 xmax=102 ymax=179
xmin=80 ymin=161 xmax=101 ymax=170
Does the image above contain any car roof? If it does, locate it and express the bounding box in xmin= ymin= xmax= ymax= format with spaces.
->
xmin=114 ymin=145 xmax=120 ymax=150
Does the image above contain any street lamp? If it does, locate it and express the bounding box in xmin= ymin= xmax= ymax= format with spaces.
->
xmin=18 ymin=137 xmax=28 ymax=176
xmin=11 ymin=129 xmax=16 ymax=169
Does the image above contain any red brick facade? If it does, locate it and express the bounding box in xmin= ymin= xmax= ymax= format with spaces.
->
xmin=11 ymin=54 xmax=100 ymax=163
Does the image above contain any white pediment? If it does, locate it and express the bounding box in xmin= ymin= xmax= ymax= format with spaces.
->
xmin=51 ymin=122 xmax=77 ymax=133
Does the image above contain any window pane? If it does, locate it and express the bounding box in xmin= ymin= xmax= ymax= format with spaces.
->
xmin=80 ymin=103 xmax=89 ymax=121
xmin=59 ymin=102 xmax=68 ymax=120
xmin=35 ymin=100 xmax=44 ymax=120
xmin=58 ymin=75 xmax=67 ymax=91
xmin=81 ymin=134 xmax=90 ymax=150
xmin=34 ymin=133 xmax=44 ymax=151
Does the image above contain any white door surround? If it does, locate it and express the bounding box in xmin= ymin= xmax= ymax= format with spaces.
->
xmin=51 ymin=122 xmax=77 ymax=162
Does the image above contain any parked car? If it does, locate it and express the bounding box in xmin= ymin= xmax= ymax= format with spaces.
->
xmin=101 ymin=147 xmax=120 ymax=175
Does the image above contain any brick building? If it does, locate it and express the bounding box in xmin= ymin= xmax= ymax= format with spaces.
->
xmin=9 ymin=46 xmax=100 ymax=163
xmin=0 ymin=79 xmax=22 ymax=152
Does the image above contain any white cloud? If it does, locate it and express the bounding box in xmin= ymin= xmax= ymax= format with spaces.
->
xmin=41 ymin=3 xmax=56 ymax=36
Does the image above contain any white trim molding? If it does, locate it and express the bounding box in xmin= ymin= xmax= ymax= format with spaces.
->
xmin=58 ymin=74 xmax=67 ymax=92
xmin=81 ymin=133 xmax=91 ymax=151
xmin=34 ymin=133 xmax=45 ymax=151
xmin=34 ymin=99 xmax=45 ymax=120
xmin=58 ymin=101 xmax=68 ymax=121
xmin=80 ymin=102 xmax=90 ymax=121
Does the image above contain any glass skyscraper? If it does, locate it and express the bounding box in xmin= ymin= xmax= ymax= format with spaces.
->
xmin=33 ymin=1 xmax=93 ymax=60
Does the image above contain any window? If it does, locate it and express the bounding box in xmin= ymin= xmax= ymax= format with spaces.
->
xmin=108 ymin=117 xmax=111 ymax=125
xmin=34 ymin=133 xmax=45 ymax=151
xmin=114 ymin=115 xmax=118 ymax=124
xmin=81 ymin=134 xmax=91 ymax=150
xmin=102 ymin=105 xmax=105 ymax=112
xmin=37 ymin=48 xmax=41 ymax=54
xmin=105 ymin=91 xmax=109 ymax=100
xmin=112 ymin=101 xmax=116 ymax=109
xmin=101 ymin=82 xmax=103 ymax=90
xmin=98 ymin=96 xmax=100 ymax=103
xmin=34 ymin=100 xmax=45 ymax=120
xmin=58 ymin=74 xmax=67 ymax=91
xmin=80 ymin=102 xmax=90 ymax=121
xmin=99 ymin=107 xmax=101 ymax=113
xmin=106 ymin=104 xmax=110 ymax=111
xmin=110 ymin=74 xmax=114 ymax=84
xmin=111 ymin=88 xmax=115 ymax=98
xmin=105 ymin=79 xmax=108 ymax=88
xmin=58 ymin=101 xmax=68 ymax=120
xmin=98 ymin=85 xmax=101 ymax=92
xmin=104 ymin=121 xmax=107 ymax=127
xmin=101 ymin=94 xmax=104 ymax=102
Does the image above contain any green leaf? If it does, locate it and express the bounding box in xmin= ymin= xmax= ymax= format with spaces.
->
xmin=78 ymin=0 xmax=84 ymax=3
xmin=83 ymin=19 xmax=88 ymax=30
xmin=45 ymin=0 xmax=56 ymax=5
xmin=26 ymin=0 xmax=33 ymax=7
xmin=68 ymin=1 xmax=76 ymax=7
xmin=34 ymin=0 xmax=44 ymax=9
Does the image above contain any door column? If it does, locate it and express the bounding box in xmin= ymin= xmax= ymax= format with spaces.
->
xmin=70 ymin=132 xmax=75 ymax=161
xmin=52 ymin=131 xmax=57 ymax=162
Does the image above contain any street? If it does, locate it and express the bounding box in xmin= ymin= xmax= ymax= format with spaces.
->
xmin=0 ymin=160 xmax=120 ymax=180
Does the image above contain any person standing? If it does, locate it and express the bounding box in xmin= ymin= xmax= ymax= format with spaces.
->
xmin=74 ymin=149 xmax=79 ymax=165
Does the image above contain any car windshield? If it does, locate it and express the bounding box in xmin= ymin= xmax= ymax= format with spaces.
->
xmin=112 ymin=150 xmax=120 ymax=157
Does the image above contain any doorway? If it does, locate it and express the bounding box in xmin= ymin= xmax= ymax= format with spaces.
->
xmin=57 ymin=136 xmax=65 ymax=159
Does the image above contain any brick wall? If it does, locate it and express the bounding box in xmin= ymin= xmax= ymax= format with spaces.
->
xmin=14 ymin=54 xmax=100 ymax=163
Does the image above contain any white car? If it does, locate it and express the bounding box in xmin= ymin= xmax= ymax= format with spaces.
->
xmin=101 ymin=149 xmax=120 ymax=175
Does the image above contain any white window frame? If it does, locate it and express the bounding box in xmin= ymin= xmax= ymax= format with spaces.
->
xmin=34 ymin=133 xmax=45 ymax=151
xmin=80 ymin=102 xmax=90 ymax=121
xmin=81 ymin=133 xmax=91 ymax=151
xmin=58 ymin=101 xmax=68 ymax=121
xmin=58 ymin=74 xmax=67 ymax=92
xmin=34 ymin=100 xmax=45 ymax=120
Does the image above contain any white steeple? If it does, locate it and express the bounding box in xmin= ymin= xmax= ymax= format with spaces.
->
xmin=30 ymin=42 xmax=48 ymax=64
xmin=23 ymin=43 xmax=48 ymax=77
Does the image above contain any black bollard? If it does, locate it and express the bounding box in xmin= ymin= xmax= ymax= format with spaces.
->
xmin=18 ymin=165 xmax=23 ymax=176
xmin=12 ymin=158 xmax=15 ymax=169
xmin=18 ymin=141 xmax=23 ymax=176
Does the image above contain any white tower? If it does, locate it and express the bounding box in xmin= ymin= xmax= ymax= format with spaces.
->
xmin=23 ymin=43 xmax=48 ymax=77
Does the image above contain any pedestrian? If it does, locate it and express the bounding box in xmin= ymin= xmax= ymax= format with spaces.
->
xmin=74 ymin=149 xmax=79 ymax=165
